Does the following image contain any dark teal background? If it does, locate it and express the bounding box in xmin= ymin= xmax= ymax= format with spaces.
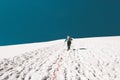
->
xmin=0 ymin=0 xmax=120 ymax=45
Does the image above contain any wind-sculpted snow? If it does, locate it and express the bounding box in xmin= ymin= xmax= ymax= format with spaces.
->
xmin=0 ymin=36 xmax=120 ymax=80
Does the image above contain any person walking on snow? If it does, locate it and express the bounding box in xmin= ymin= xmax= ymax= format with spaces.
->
xmin=65 ymin=36 xmax=73 ymax=51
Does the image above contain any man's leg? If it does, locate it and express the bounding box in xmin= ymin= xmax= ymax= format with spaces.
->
xmin=67 ymin=43 xmax=71 ymax=51
xmin=67 ymin=46 xmax=70 ymax=51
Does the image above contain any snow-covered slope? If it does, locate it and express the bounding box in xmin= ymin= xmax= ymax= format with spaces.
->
xmin=0 ymin=36 xmax=120 ymax=80
xmin=0 ymin=40 xmax=63 ymax=59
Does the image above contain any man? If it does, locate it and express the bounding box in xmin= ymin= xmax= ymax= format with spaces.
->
xmin=65 ymin=36 xmax=73 ymax=51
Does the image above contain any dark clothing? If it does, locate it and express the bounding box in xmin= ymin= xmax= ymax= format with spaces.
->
xmin=67 ymin=40 xmax=71 ymax=50
xmin=66 ymin=36 xmax=72 ymax=51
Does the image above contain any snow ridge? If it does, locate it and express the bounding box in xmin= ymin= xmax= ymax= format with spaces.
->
xmin=0 ymin=37 xmax=120 ymax=80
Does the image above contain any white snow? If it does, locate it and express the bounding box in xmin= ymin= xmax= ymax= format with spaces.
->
xmin=0 ymin=39 xmax=63 ymax=59
xmin=0 ymin=36 xmax=120 ymax=80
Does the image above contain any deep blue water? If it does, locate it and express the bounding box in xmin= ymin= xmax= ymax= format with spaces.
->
xmin=0 ymin=0 xmax=120 ymax=45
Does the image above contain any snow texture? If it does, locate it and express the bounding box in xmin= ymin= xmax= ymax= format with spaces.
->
xmin=0 ymin=36 xmax=120 ymax=80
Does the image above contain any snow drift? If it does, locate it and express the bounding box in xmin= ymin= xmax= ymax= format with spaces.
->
xmin=0 ymin=36 xmax=120 ymax=80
